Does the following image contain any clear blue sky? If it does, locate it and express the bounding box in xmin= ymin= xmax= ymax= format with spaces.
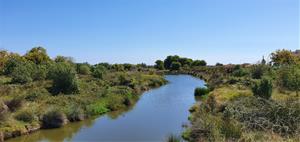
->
xmin=0 ymin=0 xmax=299 ymax=65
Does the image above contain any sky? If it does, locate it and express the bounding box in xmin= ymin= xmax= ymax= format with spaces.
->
xmin=0 ymin=0 xmax=299 ymax=65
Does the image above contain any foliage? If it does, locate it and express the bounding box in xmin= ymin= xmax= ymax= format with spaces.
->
xmin=54 ymin=56 xmax=74 ymax=63
xmin=15 ymin=109 xmax=36 ymax=123
xmin=271 ymin=49 xmax=299 ymax=66
xmin=92 ymin=65 xmax=106 ymax=79
xmin=48 ymin=62 xmax=79 ymax=94
xmin=24 ymin=47 xmax=51 ymax=64
xmin=252 ymin=78 xmax=273 ymax=99
xmin=42 ymin=109 xmax=67 ymax=128
xmin=66 ymin=105 xmax=85 ymax=122
xmin=192 ymin=60 xmax=207 ymax=66
xmin=11 ymin=61 xmax=35 ymax=84
xmin=86 ymin=102 xmax=109 ymax=116
xmin=5 ymin=97 xmax=24 ymax=112
xmin=77 ymin=63 xmax=91 ymax=75
xmin=277 ymin=65 xmax=300 ymax=95
xmin=251 ymin=64 xmax=268 ymax=79
xmin=194 ymin=87 xmax=209 ymax=96
xmin=155 ymin=60 xmax=165 ymax=70
xmin=170 ymin=62 xmax=181 ymax=71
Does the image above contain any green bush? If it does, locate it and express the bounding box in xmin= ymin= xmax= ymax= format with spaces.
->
xmin=48 ymin=62 xmax=79 ymax=95
xmin=77 ymin=64 xmax=91 ymax=75
xmin=15 ymin=110 xmax=36 ymax=123
xmin=11 ymin=61 xmax=35 ymax=84
xmin=251 ymin=64 xmax=268 ymax=79
xmin=252 ymin=78 xmax=273 ymax=99
xmin=92 ymin=65 xmax=106 ymax=79
xmin=86 ymin=102 xmax=109 ymax=116
xmin=32 ymin=65 xmax=48 ymax=81
xmin=42 ymin=109 xmax=68 ymax=128
xmin=194 ymin=87 xmax=209 ymax=96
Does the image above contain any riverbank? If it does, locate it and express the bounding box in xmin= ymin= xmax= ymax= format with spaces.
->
xmin=181 ymin=65 xmax=300 ymax=141
xmin=0 ymin=71 xmax=166 ymax=141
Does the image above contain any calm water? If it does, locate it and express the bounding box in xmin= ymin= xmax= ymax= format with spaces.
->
xmin=8 ymin=75 xmax=205 ymax=142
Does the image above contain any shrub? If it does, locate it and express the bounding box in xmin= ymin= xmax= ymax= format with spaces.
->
xmin=252 ymin=78 xmax=273 ymax=99
xmin=155 ymin=60 xmax=164 ymax=70
xmin=42 ymin=109 xmax=68 ymax=128
xmin=32 ymin=65 xmax=48 ymax=81
xmin=48 ymin=63 xmax=79 ymax=95
xmin=86 ymin=102 xmax=109 ymax=116
xmin=92 ymin=65 xmax=106 ymax=79
xmin=277 ymin=65 xmax=300 ymax=96
xmin=5 ymin=98 xmax=24 ymax=112
xmin=24 ymin=47 xmax=51 ymax=64
xmin=194 ymin=87 xmax=209 ymax=96
xmin=251 ymin=64 xmax=268 ymax=79
xmin=15 ymin=110 xmax=36 ymax=123
xmin=226 ymin=97 xmax=300 ymax=135
xmin=66 ymin=105 xmax=85 ymax=122
xmin=11 ymin=61 xmax=35 ymax=84
xmin=77 ymin=64 xmax=91 ymax=75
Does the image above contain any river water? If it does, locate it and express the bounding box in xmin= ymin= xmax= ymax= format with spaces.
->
xmin=8 ymin=75 xmax=205 ymax=142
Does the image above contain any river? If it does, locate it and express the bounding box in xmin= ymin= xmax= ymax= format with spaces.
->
xmin=8 ymin=75 xmax=205 ymax=142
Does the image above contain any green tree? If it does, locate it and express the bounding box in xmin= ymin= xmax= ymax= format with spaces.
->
xmin=155 ymin=60 xmax=164 ymax=70
xmin=251 ymin=64 xmax=268 ymax=79
xmin=252 ymin=78 xmax=273 ymax=99
xmin=164 ymin=55 xmax=180 ymax=69
xmin=24 ymin=47 xmax=51 ymax=64
xmin=48 ymin=62 xmax=79 ymax=95
xmin=179 ymin=58 xmax=193 ymax=67
xmin=192 ymin=60 xmax=207 ymax=66
xmin=170 ymin=62 xmax=181 ymax=71
xmin=54 ymin=56 xmax=74 ymax=64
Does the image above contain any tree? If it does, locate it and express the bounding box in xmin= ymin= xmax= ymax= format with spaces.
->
xmin=271 ymin=49 xmax=298 ymax=66
xmin=24 ymin=47 xmax=51 ymax=64
xmin=170 ymin=62 xmax=181 ymax=71
xmin=179 ymin=58 xmax=193 ymax=67
xmin=54 ymin=56 xmax=74 ymax=64
xmin=155 ymin=60 xmax=164 ymax=70
xmin=164 ymin=55 xmax=180 ymax=69
xmin=192 ymin=60 xmax=207 ymax=66
xmin=216 ymin=63 xmax=223 ymax=66
xmin=48 ymin=63 xmax=79 ymax=95
xmin=277 ymin=65 xmax=300 ymax=96
xmin=252 ymin=78 xmax=273 ymax=99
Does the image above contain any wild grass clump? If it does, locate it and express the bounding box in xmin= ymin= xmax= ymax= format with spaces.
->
xmin=5 ymin=98 xmax=24 ymax=112
xmin=15 ymin=109 xmax=36 ymax=123
xmin=166 ymin=134 xmax=182 ymax=142
xmin=42 ymin=109 xmax=68 ymax=128
xmin=66 ymin=105 xmax=85 ymax=122
xmin=86 ymin=102 xmax=109 ymax=116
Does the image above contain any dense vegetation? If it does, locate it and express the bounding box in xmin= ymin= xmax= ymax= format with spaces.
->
xmin=0 ymin=47 xmax=167 ymax=141
xmin=179 ymin=49 xmax=300 ymax=142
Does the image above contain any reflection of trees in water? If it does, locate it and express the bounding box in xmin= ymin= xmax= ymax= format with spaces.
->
xmin=7 ymin=119 xmax=96 ymax=142
xmin=8 ymin=101 xmax=138 ymax=142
